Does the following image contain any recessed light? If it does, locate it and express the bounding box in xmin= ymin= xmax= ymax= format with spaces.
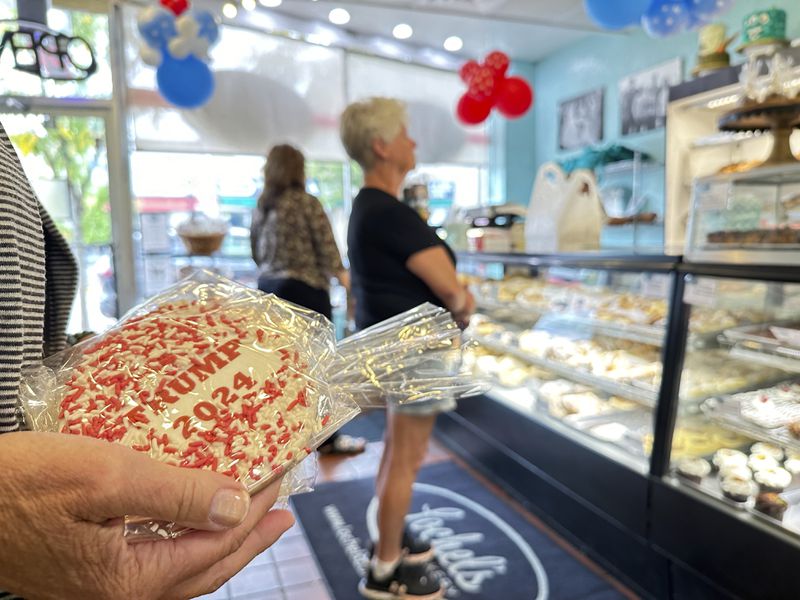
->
xmin=242 ymin=0 xmax=257 ymax=11
xmin=393 ymin=23 xmax=413 ymax=40
xmin=329 ymin=8 xmax=350 ymax=25
xmin=222 ymin=2 xmax=238 ymax=18
xmin=259 ymin=0 xmax=282 ymax=6
xmin=443 ymin=36 xmax=463 ymax=52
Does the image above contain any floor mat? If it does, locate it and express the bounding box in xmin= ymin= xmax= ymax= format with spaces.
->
xmin=292 ymin=460 xmax=626 ymax=599
xmin=337 ymin=410 xmax=386 ymax=443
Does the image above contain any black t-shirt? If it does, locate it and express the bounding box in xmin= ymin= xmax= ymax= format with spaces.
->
xmin=348 ymin=187 xmax=456 ymax=329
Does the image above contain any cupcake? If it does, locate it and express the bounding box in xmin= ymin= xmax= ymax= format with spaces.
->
xmin=784 ymin=457 xmax=800 ymax=476
xmin=676 ymin=458 xmax=711 ymax=483
xmin=754 ymin=467 xmax=792 ymax=493
xmin=751 ymin=442 xmax=784 ymax=462
xmin=712 ymin=449 xmax=748 ymax=472
xmin=719 ymin=464 xmax=752 ymax=481
xmin=720 ymin=476 xmax=756 ymax=503
xmin=748 ymin=453 xmax=780 ymax=473
xmin=755 ymin=492 xmax=789 ymax=522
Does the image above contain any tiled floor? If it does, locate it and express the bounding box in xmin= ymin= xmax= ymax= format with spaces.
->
xmin=202 ymin=437 xmax=636 ymax=600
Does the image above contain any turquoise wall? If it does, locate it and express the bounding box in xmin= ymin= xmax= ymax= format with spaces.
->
xmin=504 ymin=0 xmax=800 ymax=207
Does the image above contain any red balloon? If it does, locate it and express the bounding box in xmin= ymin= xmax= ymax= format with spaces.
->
xmin=495 ymin=76 xmax=533 ymax=118
xmin=160 ymin=0 xmax=188 ymax=16
xmin=467 ymin=65 xmax=498 ymax=101
xmin=456 ymin=94 xmax=492 ymax=125
xmin=459 ymin=60 xmax=480 ymax=84
xmin=484 ymin=51 xmax=510 ymax=77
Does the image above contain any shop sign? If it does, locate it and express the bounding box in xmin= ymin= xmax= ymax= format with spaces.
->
xmin=0 ymin=21 xmax=97 ymax=80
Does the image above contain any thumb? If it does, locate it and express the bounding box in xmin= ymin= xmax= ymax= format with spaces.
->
xmin=100 ymin=446 xmax=252 ymax=531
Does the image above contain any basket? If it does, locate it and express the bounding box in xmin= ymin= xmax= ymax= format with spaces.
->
xmin=179 ymin=232 xmax=226 ymax=256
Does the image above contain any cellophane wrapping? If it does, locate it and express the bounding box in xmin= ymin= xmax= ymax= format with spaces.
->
xmin=18 ymin=271 xmax=486 ymax=541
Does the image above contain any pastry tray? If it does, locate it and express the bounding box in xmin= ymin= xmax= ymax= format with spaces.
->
xmin=470 ymin=334 xmax=659 ymax=407
xmin=701 ymin=395 xmax=800 ymax=454
xmin=720 ymin=323 xmax=800 ymax=374
xmin=671 ymin=464 xmax=800 ymax=536
xmin=566 ymin=408 xmax=653 ymax=457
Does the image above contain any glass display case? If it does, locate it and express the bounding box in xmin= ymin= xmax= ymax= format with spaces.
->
xmin=667 ymin=271 xmax=800 ymax=540
xmin=458 ymin=253 xmax=675 ymax=474
xmin=685 ymin=163 xmax=800 ymax=264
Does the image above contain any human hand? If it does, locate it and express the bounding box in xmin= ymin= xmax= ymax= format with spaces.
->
xmin=0 ymin=432 xmax=294 ymax=600
xmin=454 ymin=288 xmax=475 ymax=329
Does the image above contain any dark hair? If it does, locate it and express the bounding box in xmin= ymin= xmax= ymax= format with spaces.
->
xmin=257 ymin=144 xmax=306 ymax=213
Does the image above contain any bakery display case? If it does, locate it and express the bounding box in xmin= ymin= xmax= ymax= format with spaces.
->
xmin=685 ymin=163 xmax=800 ymax=264
xmin=440 ymin=252 xmax=800 ymax=598
xmin=664 ymin=271 xmax=800 ymax=535
xmin=460 ymin=255 xmax=674 ymax=474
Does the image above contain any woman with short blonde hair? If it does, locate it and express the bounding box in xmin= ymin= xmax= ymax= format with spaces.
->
xmin=342 ymin=97 xmax=474 ymax=600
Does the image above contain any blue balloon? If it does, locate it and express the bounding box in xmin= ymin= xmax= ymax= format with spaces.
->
xmin=138 ymin=9 xmax=177 ymax=49
xmin=194 ymin=10 xmax=220 ymax=46
xmin=584 ymin=0 xmax=651 ymax=30
xmin=686 ymin=0 xmax=734 ymax=21
xmin=642 ymin=0 xmax=690 ymax=38
xmin=157 ymin=52 xmax=215 ymax=109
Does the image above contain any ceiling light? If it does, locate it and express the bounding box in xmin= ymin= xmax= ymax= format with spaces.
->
xmin=393 ymin=23 xmax=413 ymax=40
xmin=242 ymin=0 xmax=257 ymax=11
xmin=443 ymin=36 xmax=463 ymax=52
xmin=259 ymin=0 xmax=283 ymax=6
xmin=222 ymin=2 xmax=238 ymax=18
xmin=329 ymin=8 xmax=351 ymax=25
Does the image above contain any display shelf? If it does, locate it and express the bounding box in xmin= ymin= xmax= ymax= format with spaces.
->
xmin=471 ymin=334 xmax=659 ymax=407
xmin=596 ymin=159 xmax=663 ymax=176
xmin=690 ymin=130 xmax=765 ymax=149
xmin=695 ymin=161 xmax=800 ymax=185
xmin=719 ymin=324 xmax=800 ymax=374
xmin=545 ymin=313 xmax=666 ymax=347
xmin=728 ymin=346 xmax=800 ymax=374
xmin=702 ymin=395 xmax=800 ymax=454
xmin=486 ymin=386 xmax=649 ymax=473
xmin=668 ymin=475 xmax=800 ymax=538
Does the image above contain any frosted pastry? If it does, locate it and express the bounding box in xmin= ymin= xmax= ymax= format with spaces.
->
xmin=713 ymin=448 xmax=748 ymax=472
xmin=676 ymin=458 xmax=712 ymax=483
xmin=754 ymin=467 xmax=792 ymax=493
xmin=721 ymin=476 xmax=756 ymax=503
xmin=749 ymin=453 xmax=780 ymax=473
xmin=751 ymin=442 xmax=785 ymax=462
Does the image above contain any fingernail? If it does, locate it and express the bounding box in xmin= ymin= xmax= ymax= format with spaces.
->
xmin=210 ymin=488 xmax=250 ymax=527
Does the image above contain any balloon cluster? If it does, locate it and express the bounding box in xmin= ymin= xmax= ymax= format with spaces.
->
xmin=456 ymin=51 xmax=534 ymax=125
xmin=584 ymin=0 xmax=734 ymax=38
xmin=138 ymin=0 xmax=220 ymax=109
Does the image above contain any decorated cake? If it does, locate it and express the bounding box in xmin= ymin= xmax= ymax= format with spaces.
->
xmin=738 ymin=8 xmax=788 ymax=52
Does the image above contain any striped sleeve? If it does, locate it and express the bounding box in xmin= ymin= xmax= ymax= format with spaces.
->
xmin=40 ymin=206 xmax=77 ymax=357
xmin=0 ymin=216 xmax=23 ymax=434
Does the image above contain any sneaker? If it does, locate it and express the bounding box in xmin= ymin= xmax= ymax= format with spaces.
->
xmin=368 ymin=529 xmax=435 ymax=565
xmin=402 ymin=529 xmax=435 ymax=564
xmin=359 ymin=562 xmax=444 ymax=600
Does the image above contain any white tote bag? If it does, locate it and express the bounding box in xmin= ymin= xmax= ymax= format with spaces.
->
xmin=525 ymin=162 xmax=603 ymax=253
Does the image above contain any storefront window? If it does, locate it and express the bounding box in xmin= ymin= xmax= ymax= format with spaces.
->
xmin=3 ymin=112 xmax=115 ymax=333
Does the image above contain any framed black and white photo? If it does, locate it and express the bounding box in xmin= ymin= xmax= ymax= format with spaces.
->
xmin=619 ymin=58 xmax=682 ymax=135
xmin=558 ymin=88 xmax=604 ymax=151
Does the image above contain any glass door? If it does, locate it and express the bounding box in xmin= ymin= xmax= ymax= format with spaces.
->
xmin=2 ymin=112 xmax=117 ymax=333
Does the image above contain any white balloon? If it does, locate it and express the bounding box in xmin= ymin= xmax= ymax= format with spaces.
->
xmin=169 ymin=13 xmax=211 ymax=60
xmin=140 ymin=43 xmax=162 ymax=66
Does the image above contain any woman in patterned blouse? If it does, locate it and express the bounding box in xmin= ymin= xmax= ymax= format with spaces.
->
xmin=250 ymin=144 xmax=365 ymax=455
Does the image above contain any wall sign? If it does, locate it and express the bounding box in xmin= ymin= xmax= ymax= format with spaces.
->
xmin=0 ymin=20 xmax=97 ymax=80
